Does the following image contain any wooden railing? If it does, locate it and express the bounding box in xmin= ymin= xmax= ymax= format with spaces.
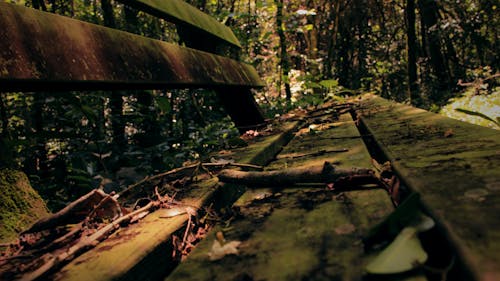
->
xmin=0 ymin=1 xmax=264 ymax=131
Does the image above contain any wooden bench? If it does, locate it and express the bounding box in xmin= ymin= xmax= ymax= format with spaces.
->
xmin=0 ymin=1 xmax=271 ymax=280
xmin=166 ymin=96 xmax=500 ymax=281
xmin=0 ymin=0 xmax=264 ymax=131
xmin=2 ymin=2 xmax=500 ymax=281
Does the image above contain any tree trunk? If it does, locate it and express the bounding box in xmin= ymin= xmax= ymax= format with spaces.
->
xmin=324 ymin=0 xmax=341 ymax=79
xmin=418 ymin=0 xmax=451 ymax=93
xmin=0 ymin=94 xmax=12 ymax=168
xmin=275 ymin=0 xmax=292 ymax=102
xmin=101 ymin=0 xmax=126 ymax=153
xmin=101 ymin=0 xmax=116 ymax=28
xmin=109 ymin=92 xmax=126 ymax=150
xmin=406 ymin=0 xmax=420 ymax=105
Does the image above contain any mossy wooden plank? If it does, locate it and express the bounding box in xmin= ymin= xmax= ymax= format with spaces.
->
xmin=53 ymin=179 xmax=218 ymax=281
xmin=358 ymin=94 xmax=500 ymax=280
xmin=166 ymin=189 xmax=394 ymax=281
xmin=117 ymin=0 xmax=241 ymax=48
xmin=267 ymin=114 xmax=372 ymax=170
xmin=166 ymin=109 xmax=406 ymax=280
xmin=0 ymin=3 xmax=261 ymax=92
xmin=216 ymin=121 xmax=300 ymax=166
xmin=52 ymin=122 xmax=299 ymax=281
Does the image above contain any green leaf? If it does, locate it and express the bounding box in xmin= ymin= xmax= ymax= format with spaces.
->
xmin=455 ymin=108 xmax=500 ymax=127
xmin=319 ymin=79 xmax=339 ymax=89
xmin=155 ymin=96 xmax=171 ymax=113
xmin=81 ymin=105 xmax=97 ymax=122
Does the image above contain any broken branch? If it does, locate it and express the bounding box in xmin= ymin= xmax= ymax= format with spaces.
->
xmin=276 ymin=149 xmax=349 ymax=160
xmin=119 ymin=162 xmax=263 ymax=198
xmin=20 ymin=201 xmax=159 ymax=281
xmin=23 ymin=189 xmax=108 ymax=234
xmin=218 ymin=161 xmax=375 ymax=187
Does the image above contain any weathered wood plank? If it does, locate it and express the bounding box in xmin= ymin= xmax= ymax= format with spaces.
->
xmin=52 ymin=122 xmax=300 ymax=281
xmin=267 ymin=113 xmax=373 ymax=170
xmin=0 ymin=3 xmax=262 ymax=92
xmin=167 ymin=189 xmax=395 ymax=281
xmin=357 ymin=94 xmax=500 ymax=281
xmin=166 ymin=110 xmax=411 ymax=281
xmin=117 ymin=0 xmax=241 ymax=49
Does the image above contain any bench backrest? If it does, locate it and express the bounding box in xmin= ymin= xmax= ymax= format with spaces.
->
xmin=0 ymin=1 xmax=264 ymax=131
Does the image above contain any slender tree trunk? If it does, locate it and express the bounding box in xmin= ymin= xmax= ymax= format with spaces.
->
xmin=353 ymin=0 xmax=368 ymax=89
xmin=0 ymin=93 xmax=12 ymax=168
xmin=109 ymin=92 xmax=126 ymax=150
xmin=32 ymin=0 xmax=47 ymax=11
xmin=418 ymin=0 xmax=451 ymax=93
xmin=406 ymin=0 xmax=419 ymax=104
xmin=101 ymin=0 xmax=125 ymax=153
xmin=324 ymin=0 xmax=341 ymax=79
xmin=275 ymin=0 xmax=292 ymax=102
xmin=101 ymin=0 xmax=116 ymax=28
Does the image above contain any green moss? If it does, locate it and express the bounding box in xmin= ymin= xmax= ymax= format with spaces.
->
xmin=0 ymin=168 xmax=49 ymax=243
xmin=130 ymin=0 xmax=242 ymax=48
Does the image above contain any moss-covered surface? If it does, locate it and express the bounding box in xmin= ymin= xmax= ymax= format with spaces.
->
xmin=358 ymin=94 xmax=500 ymax=280
xmin=167 ymin=188 xmax=394 ymax=281
xmin=166 ymin=111 xmax=403 ymax=280
xmin=267 ymin=114 xmax=372 ymax=170
xmin=53 ymin=121 xmax=300 ymax=281
xmin=216 ymin=121 xmax=301 ymax=166
xmin=0 ymin=2 xmax=262 ymax=92
xmin=0 ymin=168 xmax=49 ymax=243
xmin=118 ymin=0 xmax=241 ymax=48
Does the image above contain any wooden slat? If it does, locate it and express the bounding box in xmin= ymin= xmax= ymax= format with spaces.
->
xmin=52 ymin=122 xmax=300 ymax=281
xmin=0 ymin=3 xmax=261 ymax=92
xmin=117 ymin=0 xmax=241 ymax=49
xmin=166 ymin=110 xmax=418 ymax=281
xmin=358 ymin=94 xmax=500 ymax=281
xmin=167 ymin=189 xmax=395 ymax=281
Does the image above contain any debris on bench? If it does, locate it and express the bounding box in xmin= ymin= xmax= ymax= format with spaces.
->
xmin=218 ymin=161 xmax=375 ymax=187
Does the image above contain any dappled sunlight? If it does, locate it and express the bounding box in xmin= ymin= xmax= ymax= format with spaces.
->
xmin=441 ymin=88 xmax=500 ymax=130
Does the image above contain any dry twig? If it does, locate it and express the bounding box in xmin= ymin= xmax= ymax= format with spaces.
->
xmin=19 ymin=201 xmax=159 ymax=281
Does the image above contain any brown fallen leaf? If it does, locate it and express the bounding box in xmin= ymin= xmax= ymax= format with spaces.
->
xmin=443 ymin=128 xmax=454 ymax=138
xmin=334 ymin=223 xmax=356 ymax=235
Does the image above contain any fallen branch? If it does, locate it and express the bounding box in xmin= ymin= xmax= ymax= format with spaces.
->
xmin=19 ymin=201 xmax=159 ymax=281
xmin=119 ymin=162 xmax=263 ymax=198
xmin=23 ymin=189 xmax=107 ymax=234
xmin=218 ymin=161 xmax=375 ymax=187
xmin=276 ymin=149 xmax=349 ymax=160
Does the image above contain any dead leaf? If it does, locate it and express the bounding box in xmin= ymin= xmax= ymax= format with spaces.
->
xmin=208 ymin=239 xmax=242 ymax=261
xmin=443 ymin=129 xmax=454 ymax=138
xmin=210 ymin=157 xmax=235 ymax=165
xmin=334 ymin=223 xmax=356 ymax=235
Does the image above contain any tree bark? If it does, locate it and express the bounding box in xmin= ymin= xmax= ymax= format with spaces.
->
xmin=406 ymin=0 xmax=419 ymax=104
xmin=101 ymin=0 xmax=116 ymax=28
xmin=418 ymin=0 xmax=451 ymax=92
xmin=275 ymin=0 xmax=292 ymax=102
